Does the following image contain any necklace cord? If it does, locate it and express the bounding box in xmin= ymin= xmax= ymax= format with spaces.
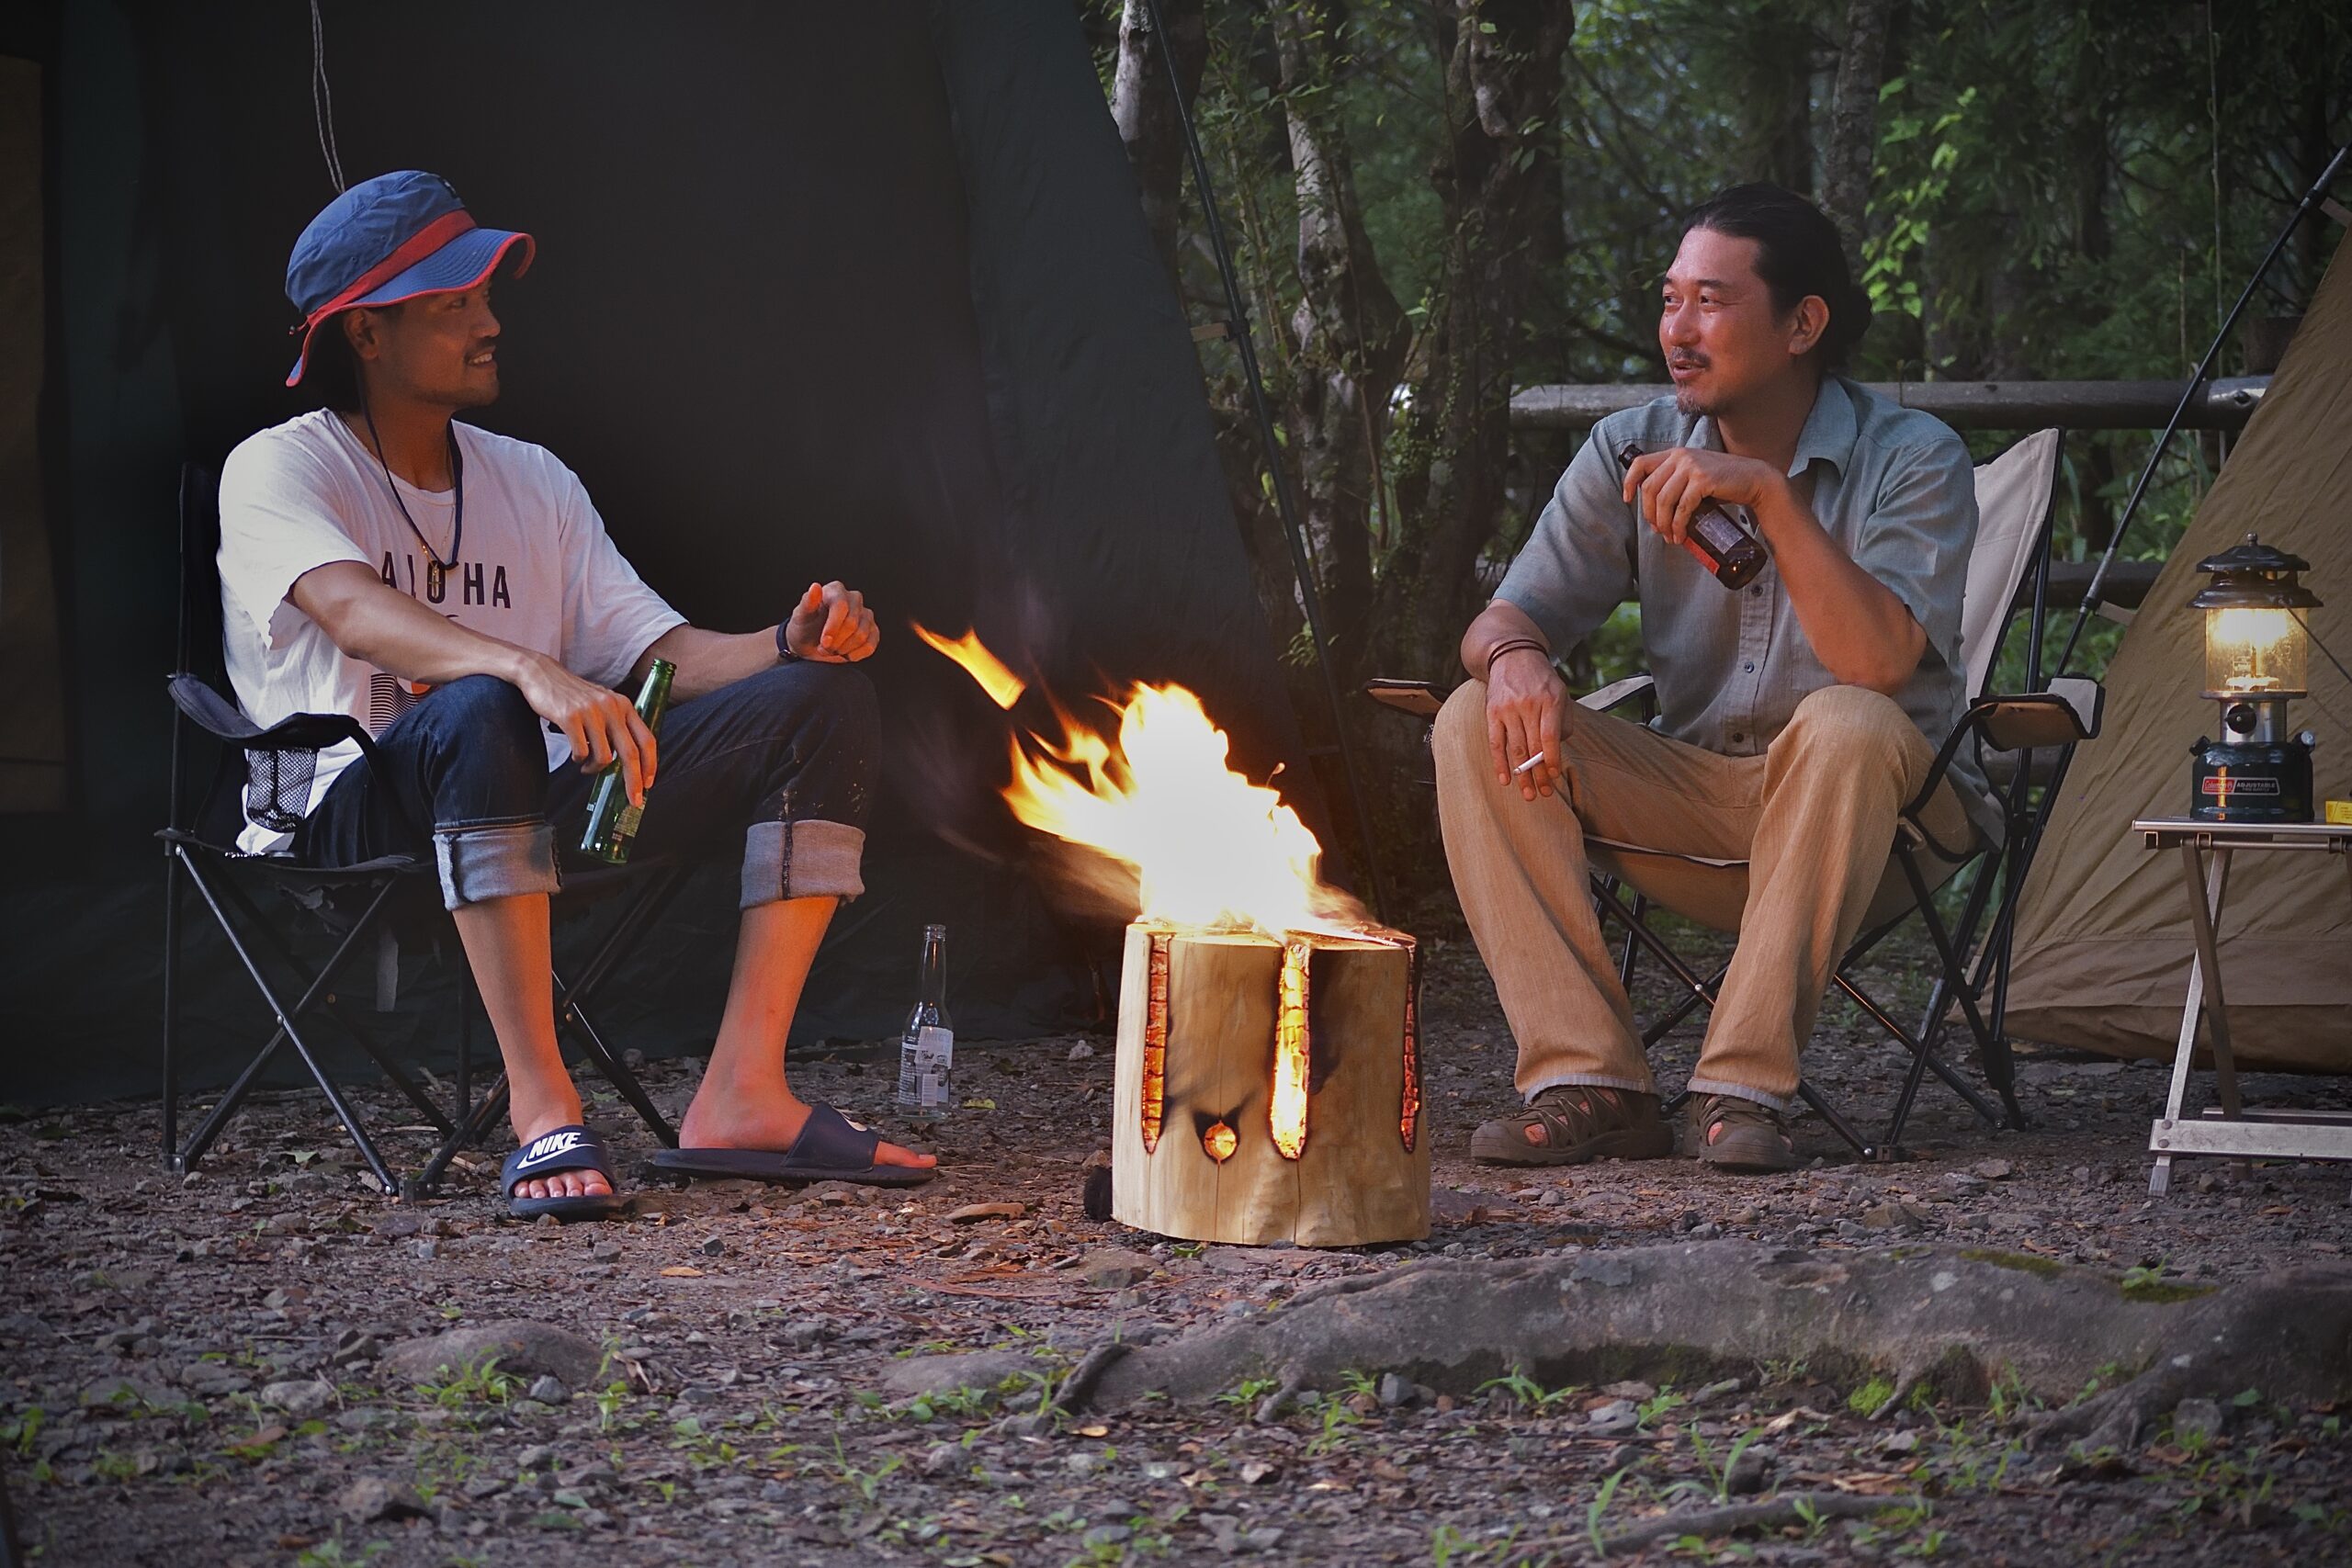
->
xmin=359 ymin=394 xmax=465 ymax=572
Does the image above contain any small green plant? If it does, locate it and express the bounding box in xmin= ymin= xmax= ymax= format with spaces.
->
xmin=418 ymin=1353 xmax=520 ymax=1408
xmin=294 ymin=1536 xmax=390 ymax=1567
xmin=1585 ymin=1468 xmax=1628 ymax=1556
xmin=830 ymin=1431 xmax=903 ymax=1507
xmin=3 ymin=1406 xmax=45 ymax=1457
xmin=1429 ymin=1521 xmax=1476 ymax=1566
xmin=1216 ymin=1376 xmax=1280 ymax=1408
xmin=1849 ymin=1377 xmax=1899 ymax=1417
xmin=1690 ymin=1426 xmax=1765 ymax=1500
xmin=1637 ymin=1388 xmax=1687 ymax=1427
xmin=1305 ymin=1393 xmax=1363 ymax=1456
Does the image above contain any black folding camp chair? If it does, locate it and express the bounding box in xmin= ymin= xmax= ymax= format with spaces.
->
xmin=1371 ymin=430 xmax=2103 ymax=1159
xmin=160 ymin=462 xmax=682 ymax=1196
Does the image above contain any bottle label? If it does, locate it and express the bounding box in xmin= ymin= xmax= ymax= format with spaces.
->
xmin=1691 ymin=509 xmax=1747 ymax=555
xmin=912 ymin=1026 xmax=954 ymax=1107
xmin=611 ymin=800 xmax=643 ymax=840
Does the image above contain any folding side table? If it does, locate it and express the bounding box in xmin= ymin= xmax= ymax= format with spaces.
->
xmin=2132 ymin=818 xmax=2352 ymax=1196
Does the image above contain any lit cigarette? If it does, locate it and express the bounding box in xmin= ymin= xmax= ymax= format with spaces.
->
xmin=1513 ymin=753 xmax=1547 ymax=776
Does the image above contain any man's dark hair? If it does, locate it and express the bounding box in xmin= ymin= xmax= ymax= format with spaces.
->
xmin=305 ymin=312 xmax=367 ymax=413
xmin=1683 ymin=183 xmax=1872 ymax=371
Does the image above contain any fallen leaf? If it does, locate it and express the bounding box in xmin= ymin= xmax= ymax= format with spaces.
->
xmin=660 ymin=1266 xmax=706 ymax=1279
xmin=1073 ymin=1423 xmax=1109 ymax=1438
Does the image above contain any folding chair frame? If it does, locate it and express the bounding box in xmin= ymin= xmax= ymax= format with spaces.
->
xmin=160 ymin=462 xmax=679 ymax=1197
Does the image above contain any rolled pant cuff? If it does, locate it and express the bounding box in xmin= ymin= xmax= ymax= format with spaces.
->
xmin=1520 ymin=1070 xmax=1657 ymax=1101
xmin=434 ymin=820 xmax=560 ymax=910
xmin=742 ymin=819 xmax=866 ymax=908
xmin=1683 ymin=1076 xmax=1792 ymax=1115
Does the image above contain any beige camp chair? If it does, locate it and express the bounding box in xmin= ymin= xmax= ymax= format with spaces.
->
xmin=1580 ymin=429 xmax=2103 ymax=1156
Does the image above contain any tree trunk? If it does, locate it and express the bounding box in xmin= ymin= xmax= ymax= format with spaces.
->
xmin=1383 ymin=0 xmax=1575 ymax=682
xmin=1821 ymin=0 xmax=1895 ymax=253
xmin=1111 ymin=0 xmax=1209 ymax=292
xmin=1268 ymin=0 xmax=1408 ymax=670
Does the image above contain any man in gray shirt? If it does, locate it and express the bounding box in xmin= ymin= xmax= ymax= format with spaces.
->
xmin=1435 ymin=185 xmax=1984 ymax=1174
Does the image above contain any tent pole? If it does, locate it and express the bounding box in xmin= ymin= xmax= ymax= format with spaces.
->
xmin=2056 ymin=141 xmax=2348 ymax=679
xmin=1138 ymin=0 xmax=1392 ymax=924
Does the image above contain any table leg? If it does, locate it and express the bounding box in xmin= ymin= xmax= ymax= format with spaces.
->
xmin=2152 ymin=843 xmax=2225 ymax=1195
xmin=2180 ymin=844 xmax=2240 ymax=1116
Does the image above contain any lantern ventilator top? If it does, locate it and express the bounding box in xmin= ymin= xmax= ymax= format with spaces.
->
xmin=2188 ymin=533 xmax=2324 ymax=822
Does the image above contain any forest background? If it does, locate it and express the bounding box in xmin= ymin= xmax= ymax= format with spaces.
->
xmin=1078 ymin=0 xmax=2348 ymax=906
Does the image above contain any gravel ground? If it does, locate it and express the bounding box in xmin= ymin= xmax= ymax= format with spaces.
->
xmin=5 ymin=919 xmax=2349 ymax=1566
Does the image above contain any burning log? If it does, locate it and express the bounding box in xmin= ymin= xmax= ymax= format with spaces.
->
xmin=1111 ymin=922 xmax=1427 ymax=1247
xmin=912 ymin=622 xmax=1432 ymax=1247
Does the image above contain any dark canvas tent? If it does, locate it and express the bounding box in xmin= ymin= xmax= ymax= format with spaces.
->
xmin=2005 ymin=243 xmax=2352 ymax=1065
xmin=0 ymin=1 xmax=1329 ymax=1106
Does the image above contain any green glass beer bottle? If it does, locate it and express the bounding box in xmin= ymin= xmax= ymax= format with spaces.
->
xmin=579 ymin=658 xmax=676 ymax=864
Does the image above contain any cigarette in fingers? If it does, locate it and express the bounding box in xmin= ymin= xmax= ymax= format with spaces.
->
xmin=1512 ymin=752 xmax=1546 ymax=777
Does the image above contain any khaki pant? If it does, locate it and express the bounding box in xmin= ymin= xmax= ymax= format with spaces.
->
xmin=1433 ymin=681 xmax=1973 ymax=1110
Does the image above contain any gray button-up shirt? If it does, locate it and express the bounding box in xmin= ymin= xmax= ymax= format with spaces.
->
xmin=1497 ymin=376 xmax=1996 ymax=844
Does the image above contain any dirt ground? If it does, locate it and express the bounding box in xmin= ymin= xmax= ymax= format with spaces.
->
xmin=5 ymin=921 xmax=2349 ymax=1567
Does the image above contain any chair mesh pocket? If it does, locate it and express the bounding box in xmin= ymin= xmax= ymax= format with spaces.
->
xmin=243 ymin=749 xmax=319 ymax=834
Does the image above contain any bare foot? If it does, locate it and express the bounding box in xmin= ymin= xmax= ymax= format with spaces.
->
xmin=508 ymin=1095 xmax=616 ymax=1203
xmin=678 ymin=1093 xmax=936 ymax=1172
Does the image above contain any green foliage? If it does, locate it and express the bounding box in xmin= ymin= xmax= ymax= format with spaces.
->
xmin=1849 ymin=1377 xmax=1900 ymax=1417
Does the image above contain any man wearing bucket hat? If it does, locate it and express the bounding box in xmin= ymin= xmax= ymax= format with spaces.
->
xmin=219 ymin=171 xmax=936 ymax=1218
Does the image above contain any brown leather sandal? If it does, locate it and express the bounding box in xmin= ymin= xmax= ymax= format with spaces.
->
xmin=1470 ymin=1086 xmax=1674 ymax=1167
xmin=1686 ymin=1093 xmax=1797 ymax=1173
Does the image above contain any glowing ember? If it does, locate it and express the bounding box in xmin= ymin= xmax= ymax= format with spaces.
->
xmin=1271 ymin=938 xmax=1311 ymax=1160
xmin=1202 ymin=1121 xmax=1238 ymax=1163
xmin=1140 ymin=931 xmax=1170 ymax=1154
xmin=915 ymin=624 xmax=1364 ymax=937
xmin=1399 ymin=938 xmax=1422 ymax=1152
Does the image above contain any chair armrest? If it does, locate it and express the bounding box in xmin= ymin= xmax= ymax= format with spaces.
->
xmin=1362 ymin=677 xmax=1446 ymax=719
xmin=1578 ymin=674 xmax=1657 ymax=717
xmin=1972 ymin=675 xmax=2103 ymax=751
xmin=1902 ymin=676 xmax=2105 ymax=857
xmin=167 ymin=673 xmax=370 ymax=752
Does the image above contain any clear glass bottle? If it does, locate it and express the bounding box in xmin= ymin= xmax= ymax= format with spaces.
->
xmin=895 ymin=924 xmax=955 ymax=1116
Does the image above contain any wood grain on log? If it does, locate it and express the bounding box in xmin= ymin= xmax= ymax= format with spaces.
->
xmin=1112 ymin=923 xmax=1428 ymax=1247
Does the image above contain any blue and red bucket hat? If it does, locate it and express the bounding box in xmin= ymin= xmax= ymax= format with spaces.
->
xmin=283 ymin=170 xmax=534 ymax=387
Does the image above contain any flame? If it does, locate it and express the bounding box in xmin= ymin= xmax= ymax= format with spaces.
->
xmin=911 ymin=624 xmax=1028 ymax=709
xmin=918 ymin=623 xmax=1364 ymax=937
xmin=1272 ymin=938 xmax=1311 ymax=1159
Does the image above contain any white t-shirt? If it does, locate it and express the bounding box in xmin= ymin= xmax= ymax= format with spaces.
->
xmin=217 ymin=409 xmax=686 ymax=852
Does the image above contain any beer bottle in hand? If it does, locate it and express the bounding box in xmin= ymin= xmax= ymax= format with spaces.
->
xmin=579 ymin=658 xmax=676 ymax=864
xmin=1615 ymin=441 xmax=1769 ymax=591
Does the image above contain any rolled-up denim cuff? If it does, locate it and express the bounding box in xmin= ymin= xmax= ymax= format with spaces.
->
xmin=1683 ymin=1076 xmax=1792 ymax=1115
xmin=433 ymin=821 xmax=560 ymax=910
xmin=742 ymin=819 xmax=865 ymax=909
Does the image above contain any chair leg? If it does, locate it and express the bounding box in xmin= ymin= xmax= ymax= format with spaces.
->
xmin=175 ymin=858 xmax=404 ymax=1193
xmin=162 ymin=846 xmax=187 ymax=1167
xmin=208 ymin=873 xmax=456 ymax=1137
xmin=408 ymin=1073 xmax=511 ymax=1201
xmin=557 ymin=984 xmax=677 ymax=1146
xmin=1896 ymin=847 xmax=2022 ymax=1129
xmin=1794 ymin=1079 xmax=1877 ymax=1161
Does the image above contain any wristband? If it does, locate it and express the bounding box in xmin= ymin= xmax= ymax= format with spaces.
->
xmin=1483 ymin=638 xmax=1549 ymax=681
xmin=775 ymin=621 xmax=800 ymax=664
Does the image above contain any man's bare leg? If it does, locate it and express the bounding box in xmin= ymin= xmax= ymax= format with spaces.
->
xmin=451 ymin=892 xmax=610 ymax=1202
xmin=676 ymin=896 xmax=934 ymax=1170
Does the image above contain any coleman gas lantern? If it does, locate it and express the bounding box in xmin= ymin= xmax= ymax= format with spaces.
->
xmin=2188 ymin=533 xmax=2321 ymax=822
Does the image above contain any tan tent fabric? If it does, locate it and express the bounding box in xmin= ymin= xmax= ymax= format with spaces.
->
xmin=2006 ymin=243 xmax=2352 ymax=1068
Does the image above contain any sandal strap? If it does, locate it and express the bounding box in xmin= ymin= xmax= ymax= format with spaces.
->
xmin=1510 ymin=1086 xmax=1631 ymax=1145
xmin=502 ymin=1124 xmax=615 ymax=1194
